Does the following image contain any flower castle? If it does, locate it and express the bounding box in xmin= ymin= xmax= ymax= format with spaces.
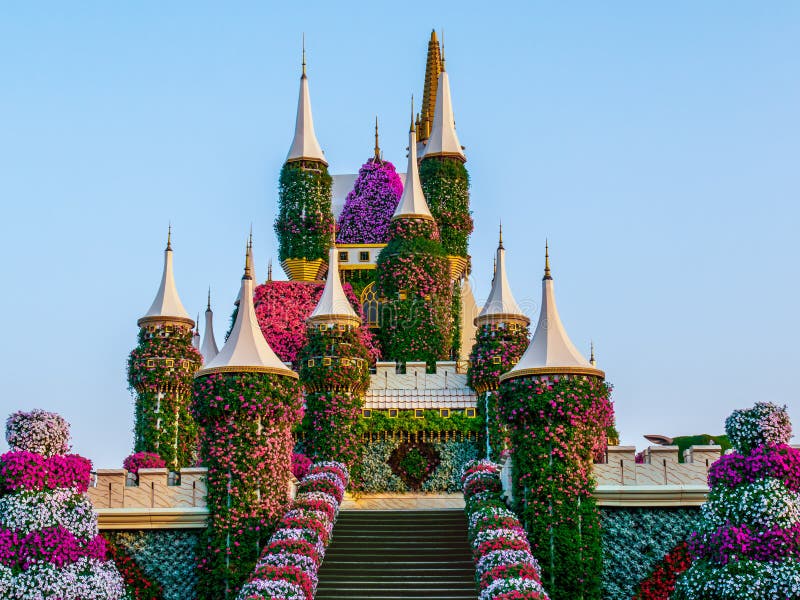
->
xmin=4 ymin=29 xmax=788 ymax=600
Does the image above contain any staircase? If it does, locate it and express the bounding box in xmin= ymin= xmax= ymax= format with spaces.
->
xmin=316 ymin=509 xmax=477 ymax=599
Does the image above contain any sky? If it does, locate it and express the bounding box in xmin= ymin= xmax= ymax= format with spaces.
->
xmin=0 ymin=2 xmax=798 ymax=467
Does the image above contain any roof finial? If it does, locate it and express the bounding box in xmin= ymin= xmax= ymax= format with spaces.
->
xmin=410 ymin=94 xmax=415 ymax=132
xmin=207 ymin=286 xmax=211 ymax=311
xmin=196 ymin=313 xmax=200 ymax=331
xmin=544 ymin=240 xmax=552 ymax=280
xmin=590 ymin=341 xmax=596 ymax=366
xmin=374 ymin=116 xmax=381 ymax=161
xmin=267 ymin=258 xmax=273 ymax=282
xmin=498 ymin=222 xmax=504 ymax=250
xmin=301 ymin=33 xmax=306 ymax=77
xmin=166 ymin=223 xmax=172 ymax=251
xmin=441 ymin=29 xmax=446 ymax=71
xmin=248 ymin=224 xmax=253 ymax=249
xmin=243 ymin=240 xmax=252 ymax=280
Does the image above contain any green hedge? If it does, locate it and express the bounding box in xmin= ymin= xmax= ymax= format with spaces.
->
xmin=600 ymin=507 xmax=702 ymax=600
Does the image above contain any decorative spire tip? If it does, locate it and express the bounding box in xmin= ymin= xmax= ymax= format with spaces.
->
xmin=207 ymin=286 xmax=211 ymax=311
xmin=166 ymin=223 xmax=172 ymax=251
xmin=544 ymin=240 xmax=552 ymax=280
xmin=498 ymin=222 xmax=504 ymax=249
xmin=374 ymin=116 xmax=381 ymax=160
xmin=409 ymin=95 xmax=415 ymax=132
xmin=301 ymin=33 xmax=306 ymax=77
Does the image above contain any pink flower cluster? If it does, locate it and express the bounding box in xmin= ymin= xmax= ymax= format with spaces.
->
xmin=0 ymin=525 xmax=107 ymax=569
xmin=462 ymin=460 xmax=550 ymax=600
xmin=0 ymin=451 xmax=92 ymax=494
xmin=708 ymin=444 xmax=800 ymax=491
xmin=291 ymin=453 xmax=312 ymax=480
xmin=236 ymin=461 xmax=349 ymax=600
xmin=688 ymin=522 xmax=800 ymax=564
xmin=122 ymin=451 xmax=166 ymax=475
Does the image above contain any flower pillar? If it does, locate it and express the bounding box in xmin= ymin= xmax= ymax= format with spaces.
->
xmin=192 ymin=247 xmax=303 ymax=599
xmin=497 ymin=247 xmax=614 ymax=600
xmin=376 ymin=113 xmax=452 ymax=368
xmin=299 ymin=246 xmax=371 ymax=467
xmin=274 ymin=51 xmax=334 ymax=281
xmin=129 ymin=231 xmax=202 ymax=469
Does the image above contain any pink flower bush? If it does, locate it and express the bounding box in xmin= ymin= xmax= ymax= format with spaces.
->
xmin=0 ymin=452 xmax=92 ymax=494
xmin=291 ymin=453 xmax=312 ymax=480
xmin=122 ymin=452 xmax=166 ymax=475
xmin=236 ymin=462 xmax=348 ymax=600
xmin=6 ymin=410 xmax=70 ymax=458
xmin=337 ymin=158 xmax=403 ymax=244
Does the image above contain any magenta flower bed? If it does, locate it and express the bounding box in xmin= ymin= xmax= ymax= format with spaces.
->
xmin=337 ymin=158 xmax=403 ymax=244
xmin=708 ymin=443 xmax=800 ymax=491
xmin=0 ymin=525 xmax=108 ymax=569
xmin=122 ymin=451 xmax=166 ymax=475
xmin=0 ymin=451 xmax=92 ymax=493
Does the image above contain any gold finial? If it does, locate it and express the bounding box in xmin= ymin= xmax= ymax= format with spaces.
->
xmin=248 ymin=224 xmax=253 ymax=249
xmin=195 ymin=313 xmax=200 ymax=332
xmin=301 ymin=33 xmax=306 ymax=77
xmin=409 ymin=95 xmax=415 ymax=133
xmin=207 ymin=286 xmax=211 ymax=311
xmin=374 ymin=116 xmax=381 ymax=161
xmin=243 ymin=241 xmax=252 ymax=280
xmin=498 ymin=222 xmax=504 ymax=249
xmin=590 ymin=341 xmax=596 ymax=366
xmin=441 ymin=29 xmax=446 ymax=71
xmin=420 ymin=30 xmax=442 ymax=143
xmin=166 ymin=223 xmax=172 ymax=251
xmin=267 ymin=259 xmax=273 ymax=282
xmin=544 ymin=240 xmax=552 ymax=280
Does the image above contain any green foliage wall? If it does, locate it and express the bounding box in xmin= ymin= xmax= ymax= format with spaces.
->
xmin=419 ymin=157 xmax=473 ymax=257
xmin=127 ymin=324 xmax=202 ymax=469
xmin=104 ymin=530 xmax=200 ymax=600
xmin=600 ymin=507 xmax=702 ymax=600
xmin=274 ymin=161 xmax=334 ymax=262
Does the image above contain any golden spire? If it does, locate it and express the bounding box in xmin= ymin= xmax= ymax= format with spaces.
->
xmin=166 ymin=223 xmax=172 ymax=251
xmin=243 ymin=240 xmax=253 ymax=280
xmin=267 ymin=259 xmax=273 ymax=282
xmin=498 ymin=222 xmax=504 ymax=250
xmin=374 ymin=116 xmax=381 ymax=161
xmin=301 ymin=33 xmax=306 ymax=77
xmin=544 ymin=240 xmax=552 ymax=280
xmin=410 ymin=95 xmax=415 ymax=132
xmin=590 ymin=341 xmax=596 ymax=367
xmin=419 ymin=30 xmax=442 ymax=143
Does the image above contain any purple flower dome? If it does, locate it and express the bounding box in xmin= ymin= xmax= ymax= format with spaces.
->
xmin=337 ymin=158 xmax=403 ymax=244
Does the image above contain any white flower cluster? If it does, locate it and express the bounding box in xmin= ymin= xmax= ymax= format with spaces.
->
xmin=468 ymin=506 xmax=518 ymax=530
xmin=479 ymin=576 xmax=548 ymax=600
xmin=5 ymin=409 xmax=71 ymax=458
xmin=725 ymin=402 xmax=792 ymax=453
xmin=701 ymin=478 xmax=800 ymax=531
xmin=0 ymin=488 xmax=98 ymax=539
xmin=675 ymin=557 xmax=800 ymax=599
xmin=0 ymin=558 xmax=125 ymax=599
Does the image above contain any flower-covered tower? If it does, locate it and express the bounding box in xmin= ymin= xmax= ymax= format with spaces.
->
xmin=299 ymin=243 xmax=371 ymax=467
xmin=0 ymin=410 xmax=126 ymax=598
xmin=675 ymin=402 xmax=800 ymax=599
xmin=191 ymin=244 xmax=303 ymax=599
xmin=375 ymin=108 xmax=452 ymax=368
xmin=497 ymin=244 xmax=614 ymax=600
xmin=418 ymin=47 xmax=473 ymax=357
xmin=468 ymin=226 xmax=530 ymax=459
xmin=274 ymin=45 xmax=334 ymax=282
xmin=127 ymin=228 xmax=202 ymax=469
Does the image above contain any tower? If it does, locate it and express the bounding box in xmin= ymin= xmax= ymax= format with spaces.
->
xmin=375 ymin=105 xmax=452 ymax=368
xmin=127 ymin=228 xmax=202 ymax=469
xmin=468 ymin=226 xmax=530 ymax=458
xmin=299 ymin=242 xmax=371 ymax=466
xmin=418 ymin=30 xmax=443 ymax=143
xmin=200 ymin=288 xmax=219 ymax=364
xmin=275 ymin=42 xmax=335 ymax=282
xmin=192 ymin=241 xmax=302 ymax=599
xmin=418 ymin=42 xmax=473 ymax=358
xmin=497 ymin=244 xmax=614 ymax=600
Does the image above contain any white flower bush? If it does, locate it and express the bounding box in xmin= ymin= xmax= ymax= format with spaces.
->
xmin=0 ymin=559 xmax=125 ymax=600
xmin=5 ymin=409 xmax=70 ymax=458
xmin=0 ymin=488 xmax=97 ymax=539
xmin=701 ymin=478 xmax=800 ymax=531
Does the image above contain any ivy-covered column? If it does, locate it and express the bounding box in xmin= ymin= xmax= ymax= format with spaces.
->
xmin=376 ymin=117 xmax=452 ymax=368
xmin=129 ymin=233 xmax=202 ymax=469
xmin=191 ymin=251 xmax=303 ymax=599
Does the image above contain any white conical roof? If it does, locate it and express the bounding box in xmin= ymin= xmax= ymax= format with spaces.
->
xmin=308 ymin=245 xmax=361 ymax=326
xmin=197 ymin=248 xmax=297 ymax=379
xmin=192 ymin=316 xmax=201 ymax=349
xmin=421 ymin=66 xmax=465 ymax=162
xmin=201 ymin=290 xmax=219 ymax=365
xmin=476 ymin=229 xmax=529 ymax=326
xmin=501 ymin=245 xmax=604 ymax=380
xmin=138 ymin=230 xmax=193 ymax=327
xmin=392 ymin=122 xmax=434 ymax=221
xmin=285 ymin=57 xmax=327 ymax=166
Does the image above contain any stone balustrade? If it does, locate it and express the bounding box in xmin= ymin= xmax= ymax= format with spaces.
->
xmin=88 ymin=468 xmax=208 ymax=509
xmin=594 ymin=445 xmax=722 ymax=487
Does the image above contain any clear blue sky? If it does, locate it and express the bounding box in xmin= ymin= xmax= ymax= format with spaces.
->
xmin=1 ymin=2 xmax=798 ymax=467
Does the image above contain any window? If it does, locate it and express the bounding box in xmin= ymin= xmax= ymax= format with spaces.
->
xmin=362 ymin=409 xmax=372 ymax=418
xmin=388 ymin=409 xmax=399 ymax=418
xmin=492 ymin=356 xmax=502 ymax=365
xmin=339 ymin=251 xmax=349 ymax=262
xmin=440 ymin=408 xmax=451 ymax=418
xmin=322 ymin=357 xmax=332 ymax=366
xmin=165 ymin=359 xmax=174 ymax=368
xmin=360 ymin=282 xmax=381 ymax=327
xmin=414 ymin=409 xmax=425 ymax=418
xmin=359 ymin=251 xmax=369 ymax=262
xmin=465 ymin=408 xmax=477 ymax=418
xmin=307 ymin=359 xmax=315 ymax=367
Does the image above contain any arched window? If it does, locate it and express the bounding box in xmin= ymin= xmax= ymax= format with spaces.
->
xmin=360 ymin=282 xmax=380 ymax=327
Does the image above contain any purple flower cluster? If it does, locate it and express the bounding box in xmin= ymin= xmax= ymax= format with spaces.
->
xmin=336 ymin=158 xmax=403 ymax=244
xmin=0 ymin=525 xmax=107 ymax=569
xmin=708 ymin=444 xmax=800 ymax=491
xmin=689 ymin=522 xmax=800 ymax=564
xmin=6 ymin=409 xmax=70 ymax=458
xmin=0 ymin=451 xmax=92 ymax=494
xmin=725 ymin=402 xmax=792 ymax=454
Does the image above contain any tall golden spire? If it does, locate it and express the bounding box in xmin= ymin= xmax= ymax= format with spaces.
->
xmin=166 ymin=223 xmax=172 ymax=251
xmin=544 ymin=240 xmax=552 ymax=280
xmin=374 ymin=116 xmax=381 ymax=161
xmin=419 ymin=30 xmax=442 ymax=143
xmin=498 ymin=222 xmax=504 ymax=250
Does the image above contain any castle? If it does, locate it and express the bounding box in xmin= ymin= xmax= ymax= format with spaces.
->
xmin=110 ymin=32 xmax=730 ymax=600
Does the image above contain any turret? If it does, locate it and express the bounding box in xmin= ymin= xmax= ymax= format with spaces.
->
xmin=192 ymin=240 xmax=301 ymax=598
xmin=420 ymin=45 xmax=466 ymax=163
xmin=275 ymin=40 xmax=335 ymax=281
xmin=200 ymin=288 xmax=219 ymax=364
xmin=475 ymin=225 xmax=529 ymax=329
xmin=127 ymin=227 xmax=202 ymax=470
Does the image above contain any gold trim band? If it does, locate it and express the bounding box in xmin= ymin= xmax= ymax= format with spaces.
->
xmin=195 ymin=366 xmax=299 ymax=379
xmin=137 ymin=316 xmax=195 ymax=328
xmin=499 ymin=366 xmax=605 ymax=382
